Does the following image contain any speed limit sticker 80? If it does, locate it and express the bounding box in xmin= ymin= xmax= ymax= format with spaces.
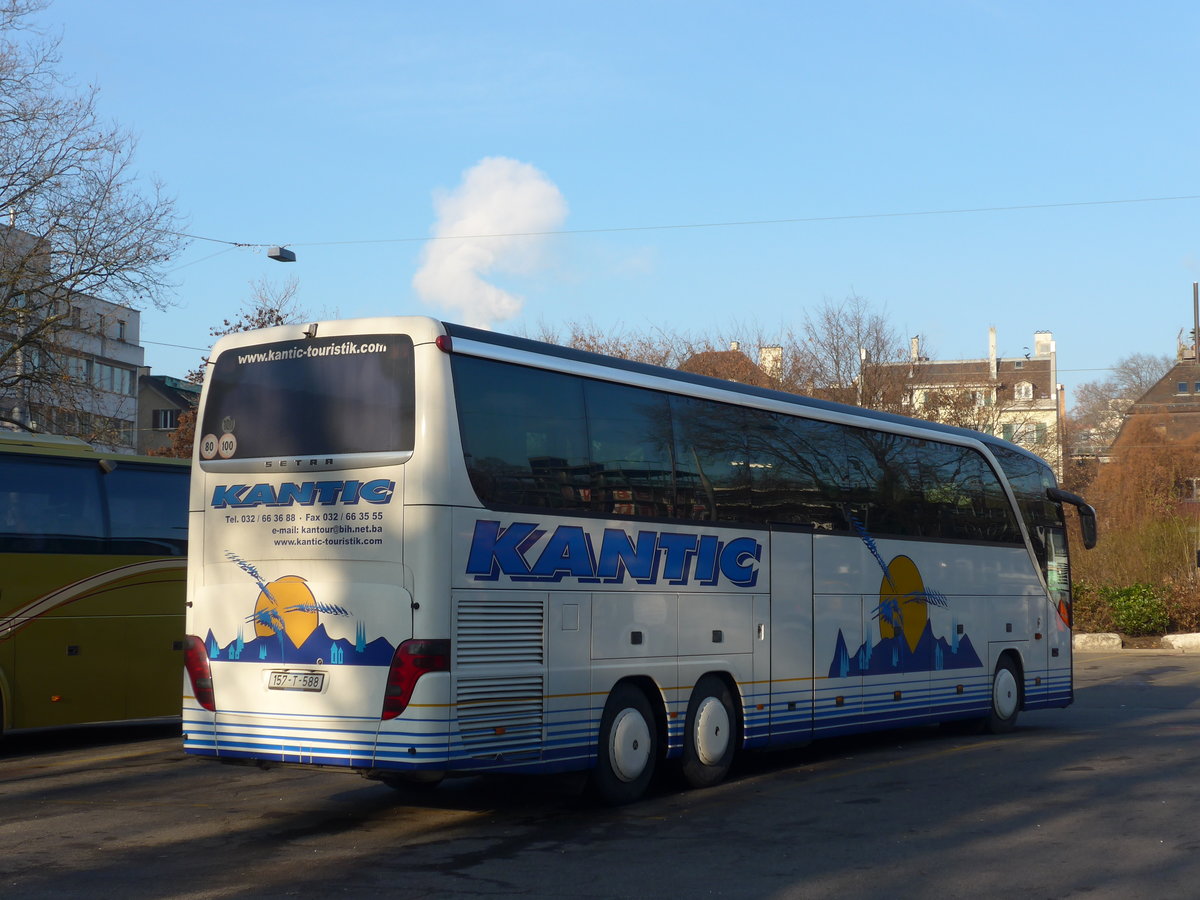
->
xmin=199 ymin=433 xmax=237 ymax=460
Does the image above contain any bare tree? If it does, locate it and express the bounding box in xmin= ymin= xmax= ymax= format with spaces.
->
xmin=185 ymin=276 xmax=304 ymax=383
xmin=530 ymin=318 xmax=800 ymax=390
xmin=1112 ymin=352 xmax=1175 ymax=397
xmin=1069 ymin=351 xmax=1173 ymax=456
xmin=0 ymin=0 xmax=183 ymax=430
xmin=155 ymin=278 xmax=307 ymax=458
xmin=915 ymin=385 xmax=1060 ymax=464
xmin=527 ymin=317 xmax=684 ymax=368
xmin=530 ymin=297 xmax=917 ymax=410
xmin=794 ymin=294 xmax=915 ymax=412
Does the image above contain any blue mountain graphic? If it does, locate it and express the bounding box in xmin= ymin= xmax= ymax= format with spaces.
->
xmin=827 ymin=621 xmax=981 ymax=677
xmin=206 ymin=624 xmax=395 ymax=666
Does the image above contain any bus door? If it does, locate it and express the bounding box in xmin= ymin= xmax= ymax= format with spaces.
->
xmin=810 ymin=533 xmax=896 ymax=737
xmin=766 ymin=529 xmax=814 ymax=746
xmin=1030 ymin=524 xmax=1073 ymax=707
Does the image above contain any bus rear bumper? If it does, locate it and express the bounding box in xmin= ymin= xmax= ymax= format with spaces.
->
xmin=183 ymin=711 xmax=382 ymax=768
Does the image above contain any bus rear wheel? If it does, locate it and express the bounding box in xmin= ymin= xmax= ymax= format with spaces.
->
xmin=591 ymin=683 xmax=658 ymax=805
xmin=987 ymin=655 xmax=1022 ymax=734
xmin=681 ymin=675 xmax=737 ymax=789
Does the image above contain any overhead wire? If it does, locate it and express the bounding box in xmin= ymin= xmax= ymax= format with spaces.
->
xmin=166 ymin=192 xmax=1200 ymax=254
xmin=142 ymin=338 xmax=209 ymax=351
xmin=164 ymin=246 xmax=240 ymax=274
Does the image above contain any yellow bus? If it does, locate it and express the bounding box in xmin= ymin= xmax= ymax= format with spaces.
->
xmin=0 ymin=431 xmax=188 ymax=733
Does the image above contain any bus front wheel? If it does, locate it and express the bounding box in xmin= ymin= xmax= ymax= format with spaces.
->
xmin=591 ymin=683 xmax=658 ymax=805
xmin=681 ymin=674 xmax=737 ymax=789
xmin=987 ymin=655 xmax=1022 ymax=734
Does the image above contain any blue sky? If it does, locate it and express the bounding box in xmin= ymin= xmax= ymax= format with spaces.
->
xmin=38 ymin=0 xmax=1200 ymax=403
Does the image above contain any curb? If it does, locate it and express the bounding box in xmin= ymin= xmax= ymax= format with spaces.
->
xmin=1073 ymin=633 xmax=1122 ymax=650
xmin=1162 ymin=633 xmax=1200 ymax=651
xmin=1073 ymin=633 xmax=1200 ymax=651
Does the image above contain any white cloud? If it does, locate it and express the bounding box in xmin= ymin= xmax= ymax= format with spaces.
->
xmin=412 ymin=157 xmax=567 ymax=328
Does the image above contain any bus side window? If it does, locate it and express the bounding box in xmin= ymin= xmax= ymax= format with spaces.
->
xmin=453 ymin=356 xmax=588 ymax=509
xmin=843 ymin=428 xmax=925 ymax=537
xmin=760 ymin=414 xmax=846 ymax=530
xmin=585 ymin=380 xmax=676 ymax=518
xmin=671 ymin=396 xmax=758 ymax=522
xmin=0 ymin=455 xmax=105 ymax=553
xmin=106 ymin=464 xmax=189 ymax=555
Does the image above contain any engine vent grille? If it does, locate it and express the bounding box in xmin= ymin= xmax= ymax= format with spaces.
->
xmin=455 ymin=597 xmax=545 ymax=666
xmin=454 ymin=595 xmax=546 ymax=758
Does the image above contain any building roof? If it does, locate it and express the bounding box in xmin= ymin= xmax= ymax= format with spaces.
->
xmin=1117 ymin=360 xmax=1200 ymax=442
xmin=678 ymin=349 xmax=773 ymax=388
xmin=140 ymin=373 xmax=200 ymax=409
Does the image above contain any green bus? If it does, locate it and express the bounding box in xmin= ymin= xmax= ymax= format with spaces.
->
xmin=0 ymin=431 xmax=188 ymax=733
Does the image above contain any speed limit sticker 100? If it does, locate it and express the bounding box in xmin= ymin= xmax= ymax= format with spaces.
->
xmin=199 ymin=433 xmax=237 ymax=460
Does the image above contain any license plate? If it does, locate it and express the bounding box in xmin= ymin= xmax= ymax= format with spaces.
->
xmin=267 ymin=670 xmax=326 ymax=692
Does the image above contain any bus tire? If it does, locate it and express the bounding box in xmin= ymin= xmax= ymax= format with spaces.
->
xmin=681 ymin=674 xmax=737 ymax=789
xmin=987 ymin=655 xmax=1022 ymax=734
xmin=591 ymin=682 xmax=658 ymax=805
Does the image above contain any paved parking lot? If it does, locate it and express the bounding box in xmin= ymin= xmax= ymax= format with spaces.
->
xmin=3 ymin=650 xmax=1199 ymax=898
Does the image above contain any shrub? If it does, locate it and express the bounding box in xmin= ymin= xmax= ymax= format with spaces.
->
xmin=1100 ymin=583 xmax=1170 ymax=636
xmin=1162 ymin=578 xmax=1200 ymax=633
xmin=1071 ymin=581 xmax=1114 ymax=633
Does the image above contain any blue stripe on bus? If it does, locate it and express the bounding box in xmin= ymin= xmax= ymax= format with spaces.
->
xmin=183 ymin=660 xmax=1074 ymax=773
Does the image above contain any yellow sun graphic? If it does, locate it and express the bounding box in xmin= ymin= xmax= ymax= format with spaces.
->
xmin=252 ymin=574 xmax=319 ymax=648
xmin=876 ymin=555 xmax=928 ymax=653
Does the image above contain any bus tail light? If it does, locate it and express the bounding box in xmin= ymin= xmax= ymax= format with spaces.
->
xmin=183 ymin=634 xmax=216 ymax=712
xmin=381 ymin=639 xmax=450 ymax=720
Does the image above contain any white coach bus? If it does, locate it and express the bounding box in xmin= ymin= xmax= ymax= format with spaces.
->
xmin=182 ymin=316 xmax=1096 ymax=804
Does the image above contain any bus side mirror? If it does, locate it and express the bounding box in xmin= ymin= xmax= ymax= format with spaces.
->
xmin=1076 ymin=506 xmax=1098 ymax=550
xmin=1047 ymin=487 xmax=1098 ymax=550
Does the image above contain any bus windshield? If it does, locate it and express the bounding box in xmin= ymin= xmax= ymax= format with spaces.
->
xmin=199 ymin=333 xmax=415 ymax=460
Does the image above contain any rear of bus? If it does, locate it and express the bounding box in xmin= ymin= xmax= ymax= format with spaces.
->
xmin=182 ymin=317 xmax=462 ymax=779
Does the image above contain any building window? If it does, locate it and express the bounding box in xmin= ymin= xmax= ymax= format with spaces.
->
xmin=1001 ymin=424 xmax=1016 ymax=441
xmin=66 ymin=356 xmax=89 ymax=381
xmin=1014 ymin=381 xmax=1034 ymax=401
xmin=1035 ymin=423 xmax=1048 ymax=444
xmin=117 ymin=319 xmax=126 ymax=341
xmin=1179 ymin=382 xmax=1189 ymax=394
xmin=152 ymin=409 xmax=180 ymax=430
xmin=91 ymin=362 xmax=134 ymax=395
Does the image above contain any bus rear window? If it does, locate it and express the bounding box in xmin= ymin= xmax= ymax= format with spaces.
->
xmin=200 ymin=334 xmax=415 ymax=460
